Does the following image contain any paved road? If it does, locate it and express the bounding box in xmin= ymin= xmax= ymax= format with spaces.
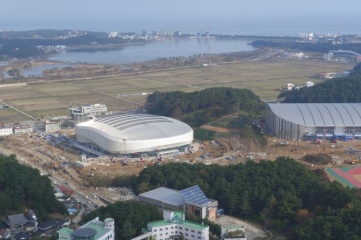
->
xmin=0 ymin=145 xmax=102 ymax=212
xmin=72 ymin=207 xmax=84 ymax=224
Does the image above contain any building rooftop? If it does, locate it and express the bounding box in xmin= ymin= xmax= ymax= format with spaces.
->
xmin=147 ymin=211 xmax=207 ymax=231
xmin=268 ymin=103 xmax=361 ymax=126
xmin=182 ymin=220 xmax=208 ymax=231
xmin=148 ymin=220 xmax=174 ymax=228
xmin=77 ymin=113 xmax=193 ymax=141
xmin=3 ymin=213 xmax=30 ymax=226
xmin=180 ymin=185 xmax=211 ymax=206
xmin=57 ymin=227 xmax=73 ymax=237
xmin=57 ymin=218 xmax=113 ymax=240
xmin=139 ymin=187 xmax=182 ymax=206
xmin=84 ymin=222 xmax=110 ymax=239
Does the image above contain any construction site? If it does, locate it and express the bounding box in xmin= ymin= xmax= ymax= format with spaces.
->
xmin=2 ymin=122 xmax=361 ymax=207
xmin=0 ymin=47 xmax=360 ymax=207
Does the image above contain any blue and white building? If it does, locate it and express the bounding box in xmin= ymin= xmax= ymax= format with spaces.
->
xmin=265 ymin=103 xmax=361 ymax=141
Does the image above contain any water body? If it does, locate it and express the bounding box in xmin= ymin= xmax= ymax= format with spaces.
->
xmin=21 ymin=63 xmax=73 ymax=77
xmin=50 ymin=38 xmax=255 ymax=64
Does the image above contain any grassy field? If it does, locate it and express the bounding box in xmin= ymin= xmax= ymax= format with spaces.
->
xmin=0 ymin=57 xmax=352 ymax=122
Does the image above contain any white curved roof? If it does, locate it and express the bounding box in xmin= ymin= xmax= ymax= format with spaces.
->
xmin=268 ymin=103 xmax=361 ymax=126
xmin=76 ymin=113 xmax=192 ymax=141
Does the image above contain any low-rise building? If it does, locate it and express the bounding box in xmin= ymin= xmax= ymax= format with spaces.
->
xmin=3 ymin=210 xmax=38 ymax=233
xmin=57 ymin=217 xmax=115 ymax=240
xmin=13 ymin=125 xmax=33 ymax=135
xmin=0 ymin=127 xmax=13 ymax=136
xmin=69 ymin=103 xmax=108 ymax=121
xmin=45 ymin=121 xmax=60 ymax=132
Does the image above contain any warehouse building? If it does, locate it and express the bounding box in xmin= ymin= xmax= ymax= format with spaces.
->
xmin=265 ymin=103 xmax=361 ymax=141
xmin=75 ymin=113 xmax=193 ymax=155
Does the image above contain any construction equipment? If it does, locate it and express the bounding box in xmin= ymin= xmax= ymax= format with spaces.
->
xmin=191 ymin=147 xmax=200 ymax=162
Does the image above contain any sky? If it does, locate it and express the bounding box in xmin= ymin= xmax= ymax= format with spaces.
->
xmin=1 ymin=0 xmax=361 ymax=34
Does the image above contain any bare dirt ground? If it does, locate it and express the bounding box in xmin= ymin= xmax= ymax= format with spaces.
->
xmin=2 ymin=128 xmax=361 ymax=209
xmin=3 ymin=130 xmax=359 ymax=180
xmin=200 ymin=125 xmax=230 ymax=133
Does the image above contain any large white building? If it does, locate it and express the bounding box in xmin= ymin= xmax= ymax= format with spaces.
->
xmin=57 ymin=217 xmax=115 ymax=240
xmin=75 ymin=114 xmax=193 ymax=154
xmin=265 ymin=103 xmax=361 ymax=141
xmin=141 ymin=210 xmax=209 ymax=240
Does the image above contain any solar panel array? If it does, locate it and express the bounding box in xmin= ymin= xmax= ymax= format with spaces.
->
xmin=180 ymin=185 xmax=209 ymax=205
xmin=94 ymin=114 xmax=172 ymax=131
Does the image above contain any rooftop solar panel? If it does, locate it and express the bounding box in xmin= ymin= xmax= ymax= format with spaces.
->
xmin=180 ymin=185 xmax=209 ymax=205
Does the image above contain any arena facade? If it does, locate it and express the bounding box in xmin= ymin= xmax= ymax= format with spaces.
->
xmin=75 ymin=114 xmax=193 ymax=155
xmin=265 ymin=103 xmax=361 ymax=141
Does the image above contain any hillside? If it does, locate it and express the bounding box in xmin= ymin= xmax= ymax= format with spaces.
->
xmin=145 ymin=87 xmax=264 ymax=127
xmin=132 ymin=158 xmax=361 ymax=239
xmin=0 ymin=154 xmax=66 ymax=220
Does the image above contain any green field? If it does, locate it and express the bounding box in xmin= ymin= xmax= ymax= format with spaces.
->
xmin=0 ymin=57 xmax=351 ymax=122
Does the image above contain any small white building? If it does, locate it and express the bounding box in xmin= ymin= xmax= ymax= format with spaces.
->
xmin=305 ymin=81 xmax=314 ymax=87
xmin=284 ymin=83 xmax=295 ymax=91
xmin=57 ymin=217 xmax=115 ymax=240
xmin=141 ymin=210 xmax=209 ymax=240
xmin=13 ymin=125 xmax=33 ymax=135
xmin=69 ymin=103 xmax=108 ymax=121
xmin=0 ymin=128 xmax=13 ymax=136
xmin=45 ymin=121 xmax=60 ymax=133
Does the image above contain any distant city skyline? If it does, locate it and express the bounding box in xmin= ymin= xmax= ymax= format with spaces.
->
xmin=1 ymin=0 xmax=360 ymax=35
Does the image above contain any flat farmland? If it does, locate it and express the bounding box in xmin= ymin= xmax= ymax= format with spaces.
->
xmin=0 ymin=108 xmax=31 ymax=123
xmin=30 ymin=83 xmax=94 ymax=96
xmin=0 ymin=57 xmax=352 ymax=122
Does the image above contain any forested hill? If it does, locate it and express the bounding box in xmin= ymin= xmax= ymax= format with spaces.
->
xmin=0 ymin=155 xmax=66 ymax=220
xmin=0 ymin=33 xmax=145 ymax=58
xmin=145 ymin=87 xmax=264 ymax=126
xmin=133 ymin=158 xmax=361 ymax=239
xmin=279 ymin=63 xmax=361 ymax=103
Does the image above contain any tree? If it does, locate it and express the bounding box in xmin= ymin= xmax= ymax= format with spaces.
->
xmin=121 ymin=219 xmax=135 ymax=239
